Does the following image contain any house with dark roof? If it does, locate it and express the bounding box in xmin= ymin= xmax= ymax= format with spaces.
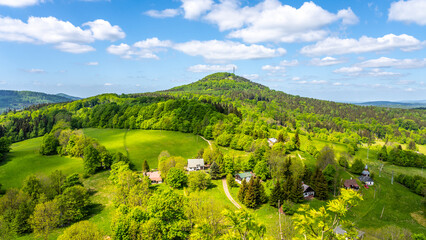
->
xmin=187 ymin=159 xmax=204 ymax=171
xmin=358 ymin=165 xmax=374 ymax=185
xmin=344 ymin=179 xmax=359 ymax=190
xmin=302 ymin=183 xmax=315 ymax=199
xmin=358 ymin=175 xmax=374 ymax=186
xmin=235 ymin=172 xmax=255 ymax=184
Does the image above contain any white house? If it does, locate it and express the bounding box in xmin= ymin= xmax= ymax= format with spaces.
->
xmin=187 ymin=159 xmax=205 ymax=171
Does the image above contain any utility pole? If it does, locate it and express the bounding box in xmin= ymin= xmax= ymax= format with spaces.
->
xmin=278 ymin=200 xmax=283 ymax=240
xmin=233 ymin=66 xmax=235 ymax=75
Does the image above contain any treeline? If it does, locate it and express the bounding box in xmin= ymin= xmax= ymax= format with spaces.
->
xmin=378 ymin=145 xmax=426 ymax=168
xmin=395 ymin=174 xmax=425 ymax=196
xmin=0 ymin=171 xmax=90 ymax=239
xmin=40 ymin=126 xmax=130 ymax=175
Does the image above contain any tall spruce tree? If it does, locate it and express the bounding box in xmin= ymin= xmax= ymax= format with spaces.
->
xmin=142 ymin=160 xmax=150 ymax=173
xmin=269 ymin=180 xmax=283 ymax=207
xmin=210 ymin=161 xmax=221 ymax=180
xmin=238 ymin=179 xmax=247 ymax=203
xmin=254 ymin=178 xmax=267 ymax=205
xmin=294 ymin=129 xmax=301 ymax=150
xmin=282 ymin=176 xmax=292 ymax=201
xmin=302 ymin=165 xmax=312 ymax=186
xmin=244 ymin=178 xmax=257 ymax=208
xmin=315 ymin=170 xmax=328 ymax=200
xmin=290 ymin=177 xmax=304 ymax=203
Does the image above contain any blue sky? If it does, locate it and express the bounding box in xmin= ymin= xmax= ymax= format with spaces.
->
xmin=0 ymin=0 xmax=425 ymax=101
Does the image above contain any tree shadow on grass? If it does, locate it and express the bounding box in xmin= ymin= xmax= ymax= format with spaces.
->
xmin=85 ymin=203 xmax=105 ymax=219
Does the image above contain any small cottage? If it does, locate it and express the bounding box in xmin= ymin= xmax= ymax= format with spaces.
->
xmin=358 ymin=165 xmax=374 ymax=185
xmin=302 ymin=183 xmax=315 ymax=199
xmin=268 ymin=138 xmax=278 ymax=146
xmin=358 ymin=175 xmax=374 ymax=186
xmin=344 ymin=179 xmax=359 ymax=190
xmin=235 ymin=172 xmax=255 ymax=184
xmin=145 ymin=171 xmax=162 ymax=184
xmin=187 ymin=159 xmax=205 ymax=171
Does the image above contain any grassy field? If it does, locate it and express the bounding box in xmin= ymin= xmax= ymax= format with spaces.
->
xmin=83 ymin=128 xmax=208 ymax=170
xmin=0 ymin=137 xmax=84 ymax=190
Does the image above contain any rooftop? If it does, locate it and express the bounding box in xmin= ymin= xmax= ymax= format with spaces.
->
xmin=188 ymin=158 xmax=204 ymax=168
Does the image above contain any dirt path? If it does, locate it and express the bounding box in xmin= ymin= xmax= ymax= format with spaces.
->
xmin=199 ymin=136 xmax=213 ymax=150
xmin=297 ymin=152 xmax=304 ymax=160
xmin=222 ymin=179 xmax=241 ymax=209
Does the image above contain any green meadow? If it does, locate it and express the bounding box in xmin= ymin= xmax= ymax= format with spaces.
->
xmin=0 ymin=137 xmax=83 ymax=190
xmin=83 ymin=128 xmax=208 ymax=170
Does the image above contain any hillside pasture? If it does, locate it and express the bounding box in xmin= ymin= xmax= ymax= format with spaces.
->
xmin=0 ymin=137 xmax=83 ymax=190
xmin=83 ymin=128 xmax=208 ymax=170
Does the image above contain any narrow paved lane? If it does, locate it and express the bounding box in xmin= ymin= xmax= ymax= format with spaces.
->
xmin=222 ymin=179 xmax=242 ymax=209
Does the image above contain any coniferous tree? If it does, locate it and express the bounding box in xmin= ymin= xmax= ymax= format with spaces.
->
xmin=315 ymin=170 xmax=328 ymax=200
xmin=293 ymin=129 xmax=300 ymax=150
xmin=254 ymin=177 xmax=267 ymax=205
xmin=244 ymin=178 xmax=257 ymax=208
xmin=377 ymin=145 xmax=388 ymax=162
xmin=269 ymin=180 xmax=283 ymax=207
xmin=282 ymin=176 xmax=292 ymax=201
xmin=210 ymin=161 xmax=221 ymax=180
xmin=282 ymin=157 xmax=293 ymax=179
xmin=302 ymin=165 xmax=312 ymax=186
xmin=142 ymin=160 xmax=150 ymax=173
xmin=238 ymin=179 xmax=247 ymax=203
xmin=290 ymin=177 xmax=304 ymax=203
xmin=277 ymin=132 xmax=284 ymax=143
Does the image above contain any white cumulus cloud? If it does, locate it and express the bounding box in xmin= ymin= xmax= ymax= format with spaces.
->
xmin=0 ymin=16 xmax=124 ymax=53
xmin=145 ymin=9 xmax=181 ymax=18
xmin=181 ymin=0 xmax=214 ymax=19
xmin=301 ymin=34 xmax=423 ymax=56
xmin=310 ymin=56 xmax=345 ymax=66
xmin=55 ymin=42 xmax=95 ymax=54
xmin=356 ymin=57 xmax=426 ymax=69
xmin=83 ymin=19 xmax=125 ymax=41
xmin=107 ymin=38 xmax=171 ymax=59
xmin=173 ymin=40 xmax=286 ymax=62
xmin=188 ymin=64 xmax=237 ymax=72
xmin=389 ymin=0 xmax=426 ymax=25
xmin=86 ymin=62 xmax=99 ymax=66
xmin=0 ymin=0 xmax=44 ymax=7
xmin=333 ymin=66 xmax=363 ymax=74
xmin=262 ymin=65 xmax=285 ymax=72
xmin=205 ymin=0 xmax=358 ymax=43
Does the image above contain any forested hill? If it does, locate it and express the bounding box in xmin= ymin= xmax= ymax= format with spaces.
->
xmin=161 ymin=72 xmax=425 ymax=131
xmin=0 ymin=90 xmax=80 ymax=113
xmin=0 ymin=72 xmax=425 ymax=146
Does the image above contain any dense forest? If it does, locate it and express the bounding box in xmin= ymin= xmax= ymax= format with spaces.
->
xmin=0 ymin=90 xmax=79 ymax=113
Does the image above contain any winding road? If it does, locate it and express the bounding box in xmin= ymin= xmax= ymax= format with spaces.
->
xmin=222 ymin=179 xmax=242 ymax=209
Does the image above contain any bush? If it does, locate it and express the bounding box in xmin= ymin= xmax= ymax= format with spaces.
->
xmin=226 ymin=173 xmax=235 ymax=188
xmin=188 ymin=171 xmax=211 ymax=191
xmin=350 ymin=159 xmax=364 ymax=174
xmin=40 ymin=134 xmax=59 ymax=155
xmin=166 ymin=167 xmax=187 ymax=189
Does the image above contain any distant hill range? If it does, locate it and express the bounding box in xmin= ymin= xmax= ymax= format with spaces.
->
xmin=353 ymin=100 xmax=426 ymax=109
xmin=0 ymin=90 xmax=80 ymax=113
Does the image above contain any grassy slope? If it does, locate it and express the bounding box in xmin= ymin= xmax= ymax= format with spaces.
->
xmin=83 ymin=128 xmax=208 ymax=170
xmin=0 ymin=137 xmax=84 ymax=190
